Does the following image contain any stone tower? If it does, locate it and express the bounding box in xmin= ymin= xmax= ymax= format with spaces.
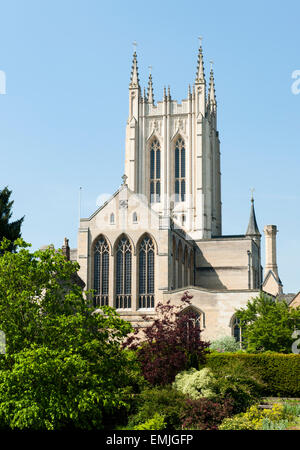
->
xmin=124 ymin=45 xmax=222 ymax=239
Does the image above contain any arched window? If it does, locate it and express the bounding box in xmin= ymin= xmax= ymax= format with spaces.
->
xmin=138 ymin=235 xmax=155 ymax=308
xmin=175 ymin=138 xmax=186 ymax=202
xmin=94 ymin=236 xmax=109 ymax=306
xmin=132 ymin=211 xmax=138 ymax=223
xmin=115 ymin=236 xmax=132 ymax=309
xmin=232 ymin=316 xmax=242 ymax=347
xmin=150 ymin=139 xmax=161 ymax=203
xmin=110 ymin=213 xmax=115 ymax=224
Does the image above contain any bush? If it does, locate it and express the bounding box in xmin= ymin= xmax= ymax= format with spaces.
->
xmin=219 ymin=403 xmax=285 ymax=430
xmin=133 ymin=413 xmax=166 ymax=430
xmin=126 ymin=386 xmax=187 ymax=430
xmin=206 ymin=353 xmax=300 ymax=397
xmin=172 ymin=368 xmax=216 ymax=399
xmin=124 ymin=294 xmax=210 ymax=385
xmin=209 ymin=336 xmax=240 ymax=353
xmin=180 ymin=397 xmax=234 ymax=430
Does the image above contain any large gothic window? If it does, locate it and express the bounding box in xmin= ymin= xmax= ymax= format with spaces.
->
xmin=115 ymin=236 xmax=132 ymax=309
xmin=138 ymin=235 xmax=155 ymax=308
xmin=150 ymin=139 xmax=161 ymax=203
xmin=175 ymin=138 xmax=186 ymax=202
xmin=93 ymin=236 xmax=109 ymax=307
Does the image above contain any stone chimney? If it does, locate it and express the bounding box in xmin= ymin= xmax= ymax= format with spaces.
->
xmin=263 ymin=225 xmax=278 ymax=277
xmin=62 ymin=237 xmax=70 ymax=261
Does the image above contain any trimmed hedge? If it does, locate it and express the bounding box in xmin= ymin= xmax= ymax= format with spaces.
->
xmin=205 ymin=353 xmax=300 ymax=397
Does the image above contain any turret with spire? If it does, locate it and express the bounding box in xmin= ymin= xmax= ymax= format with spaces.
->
xmin=246 ymin=192 xmax=261 ymax=247
xmin=207 ymin=61 xmax=217 ymax=114
xmin=194 ymin=38 xmax=206 ymax=115
xmin=128 ymin=48 xmax=140 ymax=120
xmin=147 ymin=70 xmax=154 ymax=104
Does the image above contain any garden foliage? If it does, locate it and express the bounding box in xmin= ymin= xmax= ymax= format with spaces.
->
xmin=124 ymin=293 xmax=210 ymax=385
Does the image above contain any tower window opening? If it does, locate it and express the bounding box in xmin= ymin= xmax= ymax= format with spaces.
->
xmin=174 ymin=138 xmax=186 ymax=202
xmin=150 ymin=140 xmax=161 ymax=203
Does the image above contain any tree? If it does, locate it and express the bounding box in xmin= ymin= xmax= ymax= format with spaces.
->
xmin=124 ymin=292 xmax=210 ymax=385
xmin=0 ymin=239 xmax=140 ymax=429
xmin=235 ymin=292 xmax=300 ymax=353
xmin=0 ymin=187 xmax=24 ymax=253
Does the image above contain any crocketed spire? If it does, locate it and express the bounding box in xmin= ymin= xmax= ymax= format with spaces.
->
xmin=129 ymin=51 xmax=140 ymax=89
xmin=195 ymin=44 xmax=205 ymax=83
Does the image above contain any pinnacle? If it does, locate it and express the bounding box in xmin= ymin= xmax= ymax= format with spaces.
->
xmin=129 ymin=51 xmax=140 ymax=89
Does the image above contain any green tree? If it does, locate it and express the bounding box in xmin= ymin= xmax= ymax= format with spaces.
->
xmin=235 ymin=292 xmax=300 ymax=353
xmin=0 ymin=239 xmax=140 ymax=430
xmin=0 ymin=187 xmax=24 ymax=253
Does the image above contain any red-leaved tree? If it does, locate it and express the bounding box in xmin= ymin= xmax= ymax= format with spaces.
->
xmin=123 ymin=292 xmax=210 ymax=385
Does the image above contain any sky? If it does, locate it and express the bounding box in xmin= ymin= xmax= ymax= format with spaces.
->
xmin=0 ymin=0 xmax=300 ymax=293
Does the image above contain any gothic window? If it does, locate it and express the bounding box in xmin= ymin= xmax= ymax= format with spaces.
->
xmin=150 ymin=139 xmax=161 ymax=203
xmin=133 ymin=211 xmax=138 ymax=223
xmin=115 ymin=236 xmax=132 ymax=309
xmin=138 ymin=235 xmax=155 ymax=309
xmin=175 ymin=138 xmax=186 ymax=202
xmin=93 ymin=236 xmax=109 ymax=307
xmin=110 ymin=213 xmax=115 ymax=224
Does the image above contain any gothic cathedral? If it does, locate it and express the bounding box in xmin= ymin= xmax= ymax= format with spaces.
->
xmin=76 ymin=44 xmax=282 ymax=341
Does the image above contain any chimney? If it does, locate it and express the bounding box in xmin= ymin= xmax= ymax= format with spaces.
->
xmin=62 ymin=237 xmax=70 ymax=261
xmin=263 ymin=225 xmax=278 ymax=277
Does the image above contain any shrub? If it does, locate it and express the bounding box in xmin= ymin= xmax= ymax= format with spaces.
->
xmin=172 ymin=368 xmax=216 ymax=399
xmin=219 ymin=403 xmax=285 ymax=430
xmin=133 ymin=413 xmax=166 ymax=430
xmin=124 ymin=293 xmax=210 ymax=385
xmin=209 ymin=336 xmax=240 ymax=353
xmin=180 ymin=397 xmax=234 ymax=430
xmin=206 ymin=353 xmax=300 ymax=397
xmin=126 ymin=386 xmax=187 ymax=430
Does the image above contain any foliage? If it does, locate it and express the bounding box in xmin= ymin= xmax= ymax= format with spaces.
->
xmin=172 ymin=367 xmax=216 ymax=399
xmin=205 ymin=356 xmax=264 ymax=413
xmin=0 ymin=187 xmax=24 ymax=253
xmin=235 ymin=292 xmax=300 ymax=353
xmin=261 ymin=418 xmax=289 ymax=430
xmin=209 ymin=336 xmax=240 ymax=352
xmin=0 ymin=239 xmax=132 ymax=354
xmin=126 ymin=386 xmax=187 ymax=430
xmin=124 ymin=293 xmax=210 ymax=385
xmin=0 ymin=346 xmax=137 ymax=430
xmin=133 ymin=413 xmax=166 ymax=430
xmin=0 ymin=239 xmax=139 ymax=430
xmin=180 ymin=397 xmax=234 ymax=430
xmin=219 ymin=403 xmax=286 ymax=430
xmin=206 ymin=352 xmax=300 ymax=397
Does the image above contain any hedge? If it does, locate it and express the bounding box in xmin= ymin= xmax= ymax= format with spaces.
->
xmin=205 ymin=353 xmax=300 ymax=397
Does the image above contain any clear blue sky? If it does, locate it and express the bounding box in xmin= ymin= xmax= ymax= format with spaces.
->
xmin=1 ymin=0 xmax=300 ymax=293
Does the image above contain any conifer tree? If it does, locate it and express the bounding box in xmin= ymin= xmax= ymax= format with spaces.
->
xmin=0 ymin=186 xmax=24 ymax=252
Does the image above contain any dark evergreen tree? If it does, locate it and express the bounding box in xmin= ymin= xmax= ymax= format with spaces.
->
xmin=0 ymin=186 xmax=24 ymax=252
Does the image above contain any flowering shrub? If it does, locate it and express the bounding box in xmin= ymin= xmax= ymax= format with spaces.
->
xmin=173 ymin=368 xmax=216 ymax=399
xmin=219 ymin=403 xmax=285 ymax=430
xmin=180 ymin=397 xmax=234 ymax=430
xmin=124 ymin=293 xmax=210 ymax=385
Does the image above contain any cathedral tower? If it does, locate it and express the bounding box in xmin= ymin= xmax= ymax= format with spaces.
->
xmin=124 ymin=44 xmax=222 ymax=239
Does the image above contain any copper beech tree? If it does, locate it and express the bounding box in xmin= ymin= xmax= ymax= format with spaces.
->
xmin=124 ymin=292 xmax=210 ymax=385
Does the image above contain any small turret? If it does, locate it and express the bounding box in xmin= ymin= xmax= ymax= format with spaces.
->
xmin=207 ymin=62 xmax=217 ymax=113
xmin=147 ymin=72 xmax=154 ymax=104
xmin=246 ymin=194 xmax=261 ymax=247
